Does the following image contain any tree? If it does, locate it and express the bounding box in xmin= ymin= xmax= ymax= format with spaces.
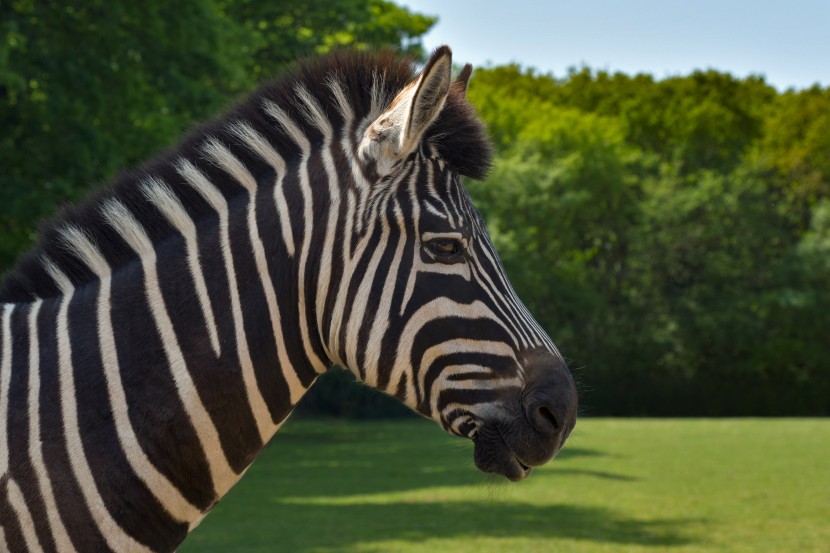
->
xmin=0 ymin=0 xmax=435 ymax=269
xmin=0 ymin=1 xmax=252 ymax=267
xmin=228 ymin=0 xmax=436 ymax=79
xmin=465 ymin=63 xmax=829 ymax=415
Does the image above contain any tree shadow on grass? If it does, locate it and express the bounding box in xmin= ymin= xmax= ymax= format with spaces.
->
xmin=555 ymin=447 xmax=609 ymax=460
xmin=553 ymin=468 xmax=639 ymax=481
xmin=274 ymin=422 xmax=607 ymax=460
xmin=182 ymin=420 xmax=697 ymax=552
xmin=183 ymin=499 xmax=702 ymax=552
xmin=257 ymin=420 xmax=631 ymax=498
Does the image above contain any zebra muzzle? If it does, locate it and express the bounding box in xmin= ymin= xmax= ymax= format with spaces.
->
xmin=471 ymin=351 xmax=577 ymax=480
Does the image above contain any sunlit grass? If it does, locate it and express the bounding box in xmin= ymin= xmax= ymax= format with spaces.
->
xmin=181 ymin=418 xmax=829 ymax=552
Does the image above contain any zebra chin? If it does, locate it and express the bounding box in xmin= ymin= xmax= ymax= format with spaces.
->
xmin=472 ymin=424 xmax=536 ymax=482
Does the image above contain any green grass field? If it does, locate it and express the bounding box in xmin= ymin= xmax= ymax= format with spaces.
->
xmin=181 ymin=418 xmax=829 ymax=552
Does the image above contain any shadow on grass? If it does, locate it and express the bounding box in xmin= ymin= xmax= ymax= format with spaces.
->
xmin=552 ymin=468 xmax=639 ymax=481
xmin=555 ymin=447 xmax=609 ymax=460
xmin=184 ymin=499 xmax=701 ymax=552
xmin=255 ymin=420 xmax=633 ymax=498
xmin=182 ymin=420 xmax=698 ymax=551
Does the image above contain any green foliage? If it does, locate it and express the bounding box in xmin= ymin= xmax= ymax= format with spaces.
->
xmin=755 ymin=87 xmax=830 ymax=219
xmin=0 ymin=0 xmax=256 ymax=267
xmin=0 ymin=0 xmax=434 ymax=268
xmin=465 ymin=65 xmax=829 ymax=415
xmin=229 ymin=0 xmax=435 ymax=79
xmin=467 ymin=107 xmax=639 ymax=364
xmin=469 ymin=65 xmax=776 ymax=173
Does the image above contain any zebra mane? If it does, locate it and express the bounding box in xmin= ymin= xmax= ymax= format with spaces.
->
xmin=0 ymin=48 xmax=493 ymax=303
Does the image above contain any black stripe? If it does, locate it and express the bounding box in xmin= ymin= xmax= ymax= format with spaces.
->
xmin=299 ymin=149 xmax=335 ymax=369
xmin=180 ymin=200 xmax=264 ymax=474
xmin=0 ymin=476 xmax=29 ymax=553
xmin=7 ymin=304 xmax=55 ymax=552
xmin=410 ymin=318 xmax=512 ymax=408
xmin=256 ymin=172 xmax=318 ymax=390
xmin=70 ymin=283 xmax=187 ymax=552
xmin=38 ymin=297 xmax=110 ymax=552
xmin=227 ymin=186 xmax=294 ymax=422
xmin=113 ymin=246 xmax=216 ymax=508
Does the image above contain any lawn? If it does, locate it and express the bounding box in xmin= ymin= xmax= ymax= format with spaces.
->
xmin=181 ymin=418 xmax=829 ymax=552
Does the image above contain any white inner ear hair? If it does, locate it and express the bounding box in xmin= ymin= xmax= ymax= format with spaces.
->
xmin=358 ymin=49 xmax=452 ymax=177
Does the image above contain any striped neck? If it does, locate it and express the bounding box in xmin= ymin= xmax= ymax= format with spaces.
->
xmin=0 ymin=113 xmax=351 ymax=550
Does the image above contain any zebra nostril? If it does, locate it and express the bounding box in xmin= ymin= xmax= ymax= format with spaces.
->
xmin=536 ymin=404 xmax=560 ymax=431
xmin=525 ymin=394 xmax=565 ymax=434
xmin=521 ymin=351 xmax=577 ymax=439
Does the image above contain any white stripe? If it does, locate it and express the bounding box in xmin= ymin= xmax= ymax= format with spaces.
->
xmin=202 ymin=139 xmax=306 ymax=411
xmin=344 ymin=200 xmax=392 ymax=381
xmin=334 ymin=168 xmax=407 ymax=378
xmin=430 ymin=364 xmax=521 ymax=420
xmin=6 ymin=478 xmax=43 ymax=551
xmin=441 ymin=401 xmax=506 ymax=430
xmin=295 ymin=85 xmax=341 ymax=364
xmin=100 ymin=201 xmax=238 ymax=499
xmin=419 ymin=340 xmax=519 ymax=414
xmin=327 ymin=193 xmax=379 ymax=368
xmin=228 ymin=122 xmax=295 ymax=257
xmin=327 ymin=78 xmax=372 ymax=237
xmin=426 ymin=167 xmax=456 ymax=228
xmin=445 ymin=172 xmax=466 ymax=227
xmin=389 ymin=299 xmax=511 ymax=406
xmin=495 ymin=269 xmax=543 ymax=348
xmin=326 ymin=76 xmax=355 ymax=131
xmin=262 ymin=100 xmax=311 ymax=160
xmin=511 ymin=287 xmax=559 ymax=353
xmin=58 ymin=227 xmax=203 ymax=524
xmin=470 ymin=218 xmax=541 ymax=347
xmin=513 ymin=295 xmax=552 ymax=350
xmin=362 ymin=199 xmax=407 ymax=387
xmin=0 ymin=303 xmax=14 ymax=477
xmin=142 ymin=178 xmax=222 ymax=358
xmin=353 ymin=72 xmax=389 ymax=230
xmin=26 ymin=299 xmax=77 ymax=553
xmin=49 ymin=261 xmax=152 ymax=553
xmin=423 ymin=199 xmax=449 ymax=219
xmin=469 ymin=247 xmax=531 ymax=349
xmin=42 ymin=257 xmax=72 ymax=293
xmin=478 ymin=244 xmax=539 ymax=348
xmin=369 ymin=71 xmax=389 ymax=119
xmin=399 ymin=158 xmax=427 ymax=315
xmin=177 ymin=160 xmax=283 ymax=450
xmin=263 ymin=101 xmax=329 ymax=374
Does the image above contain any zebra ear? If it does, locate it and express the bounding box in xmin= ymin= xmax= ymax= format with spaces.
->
xmin=358 ymin=46 xmax=453 ymax=177
xmin=454 ymin=64 xmax=473 ymax=97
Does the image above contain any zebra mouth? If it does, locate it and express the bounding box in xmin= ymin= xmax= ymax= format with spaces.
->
xmin=471 ymin=425 xmax=533 ymax=482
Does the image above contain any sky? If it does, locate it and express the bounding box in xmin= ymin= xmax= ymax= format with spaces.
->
xmin=401 ymin=0 xmax=829 ymax=90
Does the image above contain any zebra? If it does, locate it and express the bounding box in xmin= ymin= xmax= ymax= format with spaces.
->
xmin=0 ymin=46 xmax=577 ymax=551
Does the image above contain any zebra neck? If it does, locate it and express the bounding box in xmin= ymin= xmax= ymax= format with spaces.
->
xmin=0 ymin=158 xmax=340 ymax=549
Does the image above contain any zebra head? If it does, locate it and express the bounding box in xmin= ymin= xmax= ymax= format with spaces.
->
xmin=333 ymin=47 xmax=578 ymax=481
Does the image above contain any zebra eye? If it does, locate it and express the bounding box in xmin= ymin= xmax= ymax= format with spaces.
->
xmin=428 ymin=238 xmax=462 ymax=258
